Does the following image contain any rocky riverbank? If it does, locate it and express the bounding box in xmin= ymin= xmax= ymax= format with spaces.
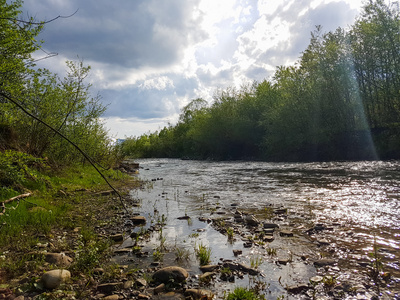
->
xmin=1 ymin=164 xmax=398 ymax=300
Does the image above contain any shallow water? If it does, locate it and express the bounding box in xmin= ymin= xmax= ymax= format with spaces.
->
xmin=123 ymin=159 xmax=400 ymax=298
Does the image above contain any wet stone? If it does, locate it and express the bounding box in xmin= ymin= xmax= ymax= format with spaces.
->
xmin=199 ymin=272 xmax=215 ymax=281
xmin=263 ymin=223 xmax=279 ymax=229
xmin=152 ymin=266 xmax=189 ymax=284
xmin=243 ymin=241 xmax=253 ymax=248
xmin=114 ymin=248 xmax=132 ymax=254
xmin=280 ymin=230 xmax=294 ymax=237
xmin=317 ymin=239 xmax=330 ymax=246
xmin=130 ymin=216 xmax=146 ymax=225
xmin=200 ymin=265 xmax=218 ymax=272
xmin=277 ymin=258 xmax=290 ymax=265
xmin=263 ymin=235 xmax=275 ymax=242
xmin=110 ymin=234 xmax=124 ymax=242
xmin=286 ymin=283 xmax=309 ymax=294
xmin=310 ymin=276 xmax=324 ymax=284
xmin=245 ymin=215 xmax=260 ymax=226
xmin=184 ymin=289 xmax=214 ymax=299
xmin=314 ymin=259 xmax=337 ymax=267
xmin=274 ymin=208 xmax=287 ymax=215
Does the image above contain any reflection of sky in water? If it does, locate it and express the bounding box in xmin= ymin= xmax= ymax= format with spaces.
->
xmin=135 ymin=158 xmax=400 ymax=274
xmin=136 ymin=159 xmax=400 ymax=230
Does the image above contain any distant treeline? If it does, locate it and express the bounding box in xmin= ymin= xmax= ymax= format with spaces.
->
xmin=121 ymin=0 xmax=400 ymax=161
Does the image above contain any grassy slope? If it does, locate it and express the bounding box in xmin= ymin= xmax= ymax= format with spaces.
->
xmin=0 ymin=163 xmax=140 ymax=297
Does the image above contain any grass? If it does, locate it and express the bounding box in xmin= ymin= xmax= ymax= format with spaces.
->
xmin=224 ymin=287 xmax=265 ymax=300
xmin=226 ymin=227 xmax=234 ymax=240
xmin=195 ymin=243 xmax=211 ymax=266
xmin=0 ymin=163 xmax=139 ymax=287
xmin=250 ymin=256 xmax=263 ymax=269
xmin=266 ymin=247 xmax=277 ymax=256
xmin=175 ymin=247 xmax=191 ymax=262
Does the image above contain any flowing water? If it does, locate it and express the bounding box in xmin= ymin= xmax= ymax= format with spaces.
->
xmin=121 ymin=159 xmax=400 ymax=299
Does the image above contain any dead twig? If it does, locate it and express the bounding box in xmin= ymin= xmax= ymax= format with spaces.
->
xmin=0 ymin=192 xmax=32 ymax=216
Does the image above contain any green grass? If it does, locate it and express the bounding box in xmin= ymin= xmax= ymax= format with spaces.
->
xmin=0 ymin=161 xmax=137 ymax=282
xmin=195 ymin=243 xmax=211 ymax=266
xmin=224 ymin=287 xmax=265 ymax=300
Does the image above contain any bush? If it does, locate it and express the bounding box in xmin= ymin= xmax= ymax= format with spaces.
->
xmin=0 ymin=150 xmax=49 ymax=191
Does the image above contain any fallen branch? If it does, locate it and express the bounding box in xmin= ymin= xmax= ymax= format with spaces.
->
xmin=1 ymin=192 xmax=32 ymax=205
xmin=0 ymin=192 xmax=32 ymax=216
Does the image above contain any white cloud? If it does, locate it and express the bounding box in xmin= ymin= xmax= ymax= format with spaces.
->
xmin=22 ymin=0 xmax=366 ymax=138
xmin=139 ymin=77 xmax=175 ymax=91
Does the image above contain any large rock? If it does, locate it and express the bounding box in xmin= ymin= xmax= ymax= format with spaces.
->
xmin=152 ymin=266 xmax=188 ymax=284
xmin=41 ymin=269 xmax=71 ymax=289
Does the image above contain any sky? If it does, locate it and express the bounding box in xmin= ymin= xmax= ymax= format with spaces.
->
xmin=19 ymin=0 xmax=369 ymax=139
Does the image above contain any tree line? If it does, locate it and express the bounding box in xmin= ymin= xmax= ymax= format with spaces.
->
xmin=121 ymin=0 xmax=400 ymax=161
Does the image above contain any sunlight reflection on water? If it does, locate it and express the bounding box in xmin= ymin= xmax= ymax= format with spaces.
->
xmin=136 ymin=158 xmax=400 ymax=277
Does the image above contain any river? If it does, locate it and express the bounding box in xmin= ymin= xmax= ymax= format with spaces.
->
xmin=123 ymin=159 xmax=400 ymax=299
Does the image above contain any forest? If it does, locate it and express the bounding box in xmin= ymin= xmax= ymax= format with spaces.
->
xmin=121 ymin=0 xmax=400 ymax=161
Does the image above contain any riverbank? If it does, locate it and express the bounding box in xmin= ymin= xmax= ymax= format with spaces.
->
xmin=1 ymin=160 xmax=399 ymax=299
xmin=108 ymin=159 xmax=399 ymax=300
xmin=0 ymin=165 xmax=143 ymax=299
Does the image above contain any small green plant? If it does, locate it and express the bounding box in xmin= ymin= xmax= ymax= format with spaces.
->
xmin=195 ymin=243 xmax=211 ymax=266
xmin=368 ymin=234 xmax=383 ymax=292
xmin=157 ymin=214 xmax=167 ymax=226
xmin=175 ymin=247 xmax=190 ymax=262
xmin=189 ymin=232 xmax=199 ymax=239
xmin=266 ymin=247 xmax=277 ymax=256
xmin=158 ymin=228 xmax=167 ymax=251
xmin=220 ymin=267 xmax=232 ymax=276
xmin=250 ymin=256 xmax=263 ymax=269
xmin=227 ymin=227 xmax=234 ymax=240
xmin=224 ymin=287 xmax=265 ymax=300
xmin=73 ymin=228 xmax=111 ymax=274
xmin=322 ymin=275 xmax=336 ymax=290
xmin=153 ymin=247 xmax=164 ymax=261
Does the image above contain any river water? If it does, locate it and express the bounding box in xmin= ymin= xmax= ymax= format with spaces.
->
xmin=125 ymin=159 xmax=400 ymax=298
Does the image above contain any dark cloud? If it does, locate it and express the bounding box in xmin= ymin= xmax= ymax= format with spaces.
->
xmin=23 ymin=0 xmax=203 ymax=69
xmin=18 ymin=0 xmax=363 ymax=137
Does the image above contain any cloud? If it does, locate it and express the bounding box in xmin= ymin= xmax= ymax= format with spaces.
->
xmin=21 ymin=0 xmax=364 ymax=138
xmin=25 ymin=0 xmax=204 ymax=69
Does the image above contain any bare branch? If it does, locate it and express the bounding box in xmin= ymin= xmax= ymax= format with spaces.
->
xmin=0 ymin=9 xmax=79 ymax=25
xmin=0 ymin=91 xmax=130 ymax=215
